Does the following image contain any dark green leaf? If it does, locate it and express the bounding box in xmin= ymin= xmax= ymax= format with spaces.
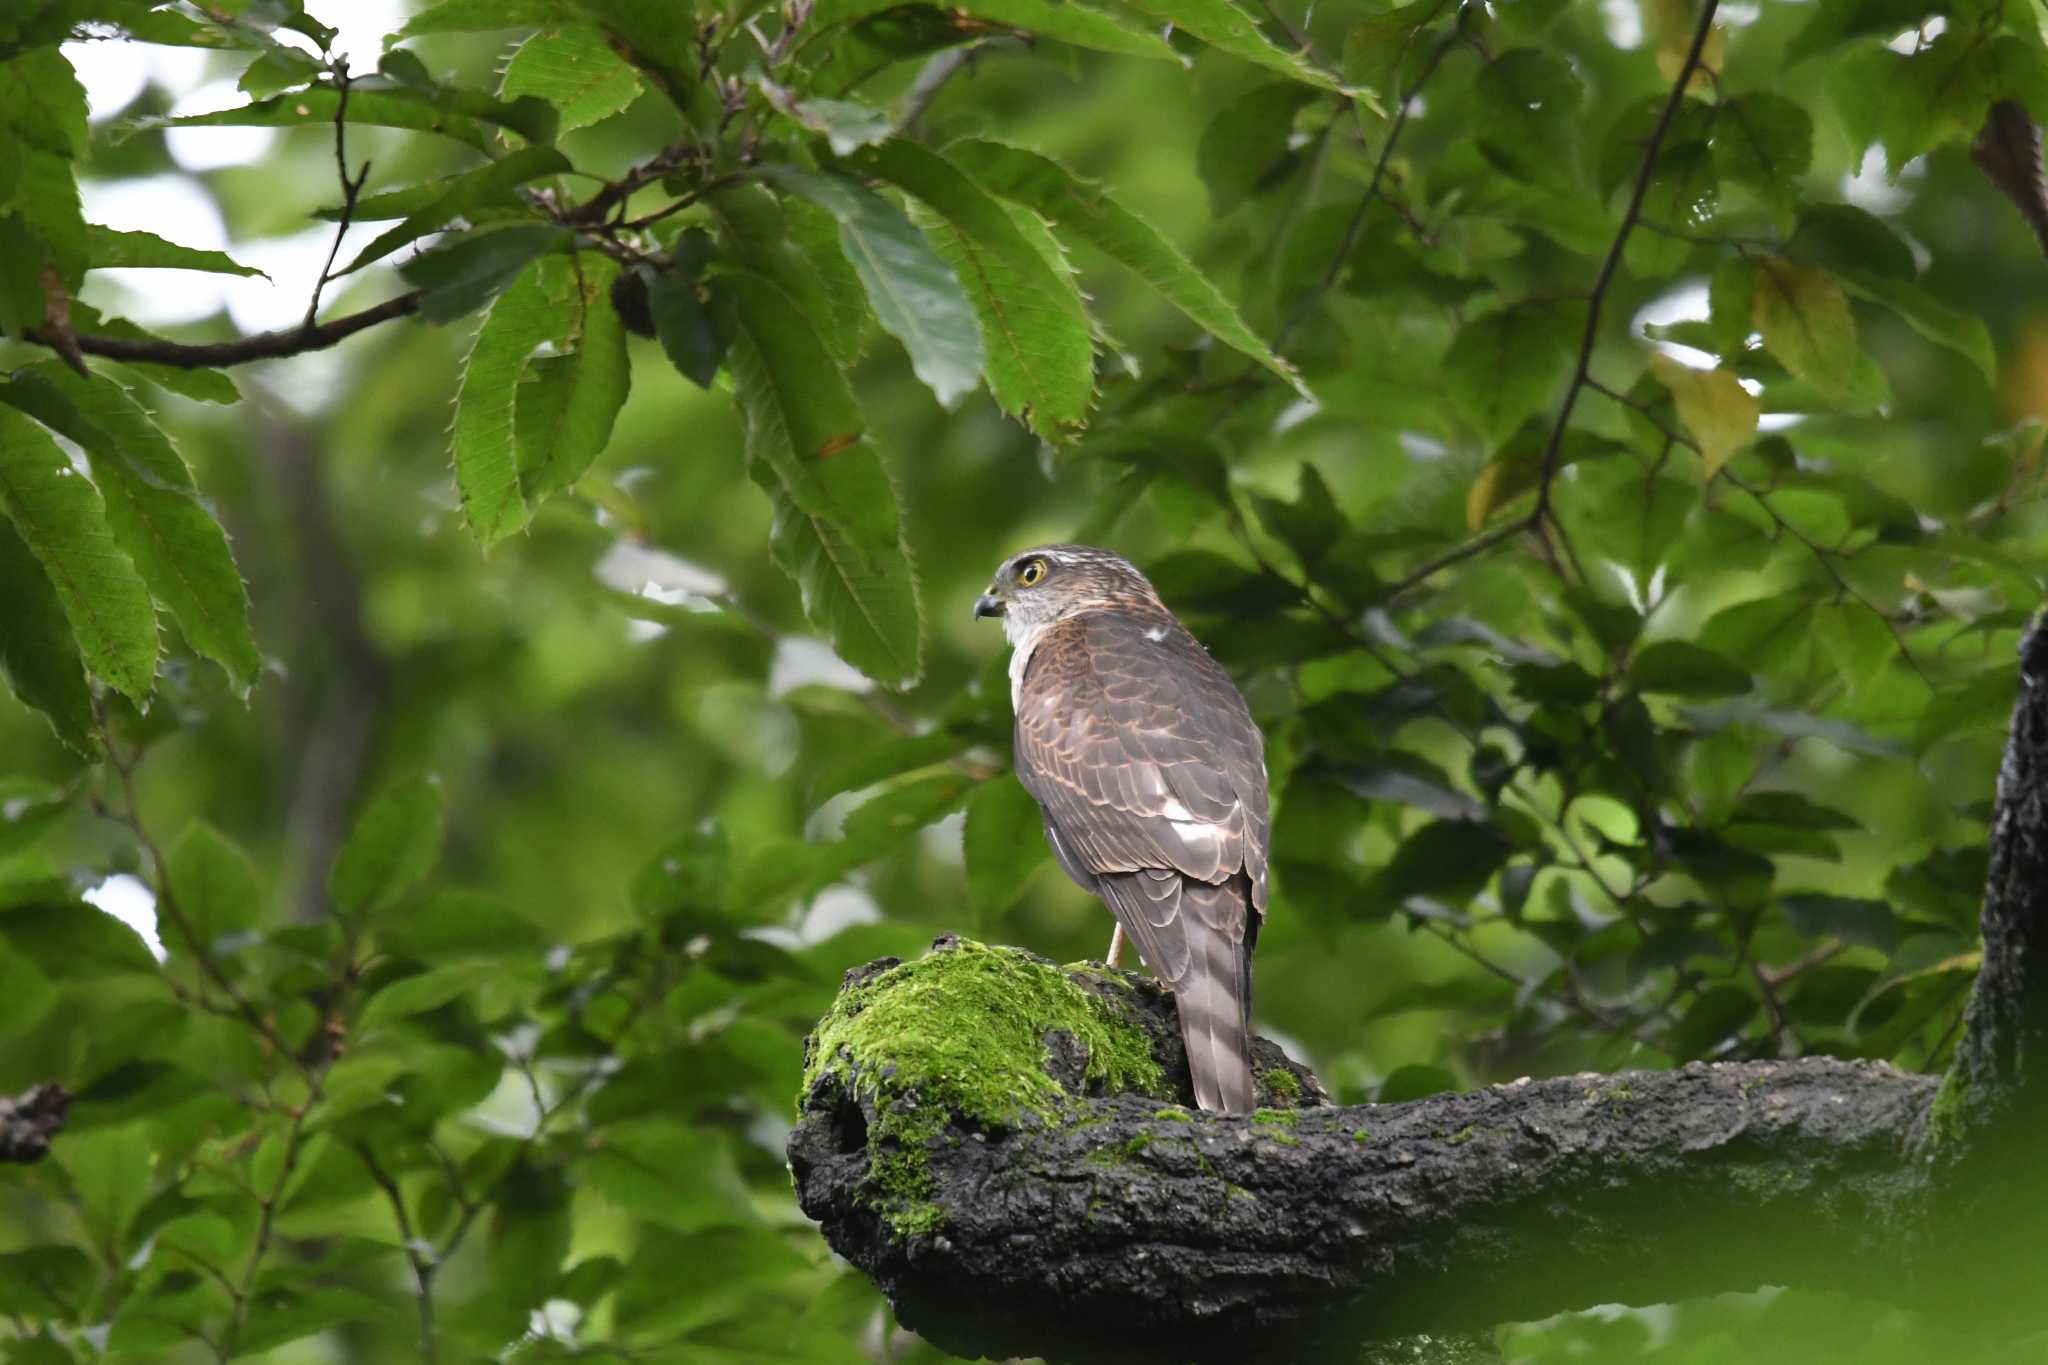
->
xmin=1195 ymin=83 xmax=1314 ymax=218
xmin=1118 ymin=0 xmax=1344 ymax=92
xmin=648 ymin=271 xmax=730 ymax=388
xmin=1630 ymin=640 xmax=1752 ymax=698
xmin=1475 ymin=49 xmax=1585 ymax=193
xmin=500 ymin=24 xmax=645 ymax=131
xmin=949 ymin=137 xmax=1306 ymax=393
xmin=398 ymin=223 xmax=573 ymax=325
xmin=1442 ymin=303 xmax=1578 ymax=449
xmin=855 ymin=140 xmax=1095 ymax=441
xmin=346 ymin=145 xmax=571 ymax=273
xmin=169 ymin=820 xmax=262 ymax=951
xmin=0 ymin=515 xmax=95 ymax=753
xmin=1341 ymin=1 xmax=1440 ymax=99
xmin=1709 ymin=93 xmax=1811 ymax=210
xmin=1668 ymin=985 xmax=1756 ymax=1060
xmin=719 ymin=271 xmax=926 ymax=687
xmin=1781 ymin=893 xmax=1898 ymax=952
xmin=763 ymin=165 xmax=985 ymax=409
xmin=82 ymin=226 xmax=264 ymax=277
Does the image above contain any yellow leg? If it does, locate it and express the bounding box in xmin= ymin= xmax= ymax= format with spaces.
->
xmin=1106 ymin=921 xmax=1125 ymax=968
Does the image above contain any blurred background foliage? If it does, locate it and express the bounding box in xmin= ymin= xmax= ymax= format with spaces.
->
xmin=0 ymin=0 xmax=2045 ymax=1359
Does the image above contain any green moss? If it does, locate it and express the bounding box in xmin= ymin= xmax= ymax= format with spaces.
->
xmin=1264 ymin=1069 xmax=1302 ymax=1103
xmin=1154 ymin=1107 xmax=1193 ymax=1122
xmin=1446 ymin=1125 xmax=1476 ymax=1146
xmin=1352 ymin=1127 xmax=1372 ymax=1143
xmin=1088 ymin=1132 xmax=1156 ymax=1167
xmin=1250 ymin=1107 xmax=1299 ymax=1128
xmin=1928 ymin=1068 xmax=1970 ymax=1148
xmin=800 ymin=940 xmax=1169 ymax=1237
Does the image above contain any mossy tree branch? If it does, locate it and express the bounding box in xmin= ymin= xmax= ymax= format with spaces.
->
xmin=789 ymin=620 xmax=2048 ymax=1363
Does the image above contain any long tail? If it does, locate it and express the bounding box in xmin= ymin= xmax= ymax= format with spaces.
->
xmin=1099 ymin=870 xmax=1256 ymax=1115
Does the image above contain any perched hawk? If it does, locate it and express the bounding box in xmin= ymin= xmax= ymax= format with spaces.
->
xmin=974 ymin=545 xmax=1269 ymax=1115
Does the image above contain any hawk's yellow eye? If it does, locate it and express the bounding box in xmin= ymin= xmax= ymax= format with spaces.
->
xmin=1017 ymin=558 xmax=1047 ymax=587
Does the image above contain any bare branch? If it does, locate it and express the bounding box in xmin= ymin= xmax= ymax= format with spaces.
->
xmin=28 ymin=292 xmax=421 ymax=370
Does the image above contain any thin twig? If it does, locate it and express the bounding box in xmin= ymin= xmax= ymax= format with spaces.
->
xmin=1531 ymin=0 xmax=1721 ymax=517
xmin=303 ymin=64 xmax=371 ymax=330
xmin=357 ymin=1143 xmax=438 ymax=1363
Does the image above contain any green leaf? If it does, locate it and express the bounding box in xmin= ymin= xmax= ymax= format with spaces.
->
xmin=776 ymin=92 xmax=894 ymax=156
xmin=1780 ymin=893 xmax=1898 ymax=953
xmin=1784 ymin=0 xmax=1932 ymax=64
xmin=358 ymin=959 xmax=502 ymax=1027
xmin=855 ymin=140 xmax=1095 ymax=441
xmin=0 ymin=940 xmax=54 ymax=1037
xmin=513 ymin=254 xmax=629 ymax=506
xmin=1668 ymin=985 xmax=1756 ymax=1060
xmin=1342 ymin=0 xmax=1440 ymax=100
xmin=82 ymin=226 xmax=263 ymax=277
xmin=399 ymin=0 xmax=582 ymax=37
xmin=0 ymin=405 xmax=157 ymax=700
xmin=132 ymin=79 xmax=556 ymax=153
xmin=0 ymin=899 xmax=161 ymax=978
xmin=1622 ymin=140 xmax=1717 ymax=278
xmin=579 ymin=1121 xmax=752 ymax=1231
xmin=963 ymin=776 xmax=1048 ymax=921
xmin=0 ymin=1245 xmax=94 ymax=1317
xmin=1630 ymin=640 xmax=1752 ymax=698
xmin=808 ymin=0 xmax=1184 ymax=61
xmin=0 ymin=516 xmax=95 ymax=753
xmin=648 ymin=272 xmax=730 ymax=389
xmin=1784 ymin=203 xmax=1914 ymax=281
xmin=720 ymin=272 xmax=926 ymax=687
xmin=709 ymin=185 xmax=868 ymax=367
xmin=169 ymin=820 xmax=261 ymax=952
xmin=1826 ymin=35 xmax=2045 ymax=174
xmin=1118 ymin=0 xmax=1343 ymax=92
xmin=329 ymin=776 xmax=445 ymax=916
xmin=1195 ymin=83 xmax=1314 ymax=218
xmin=762 ymin=165 xmax=985 ymax=409
xmin=1709 ymin=93 xmax=1811 ymax=210
xmin=1832 ymin=267 xmax=1997 ymax=386
xmin=236 ymin=1289 xmax=389 ymax=1356
xmin=1646 ymin=354 xmax=1757 ymax=480
xmin=398 ymin=223 xmax=573 ymax=324
xmin=1751 ymin=259 xmax=1857 ymax=400
xmin=345 ymin=144 xmax=571 ymax=273
xmin=455 ymin=257 xmax=558 ymax=542
xmin=500 ymin=25 xmax=646 ymax=131
xmin=1 ymin=365 xmax=260 ymax=692
xmin=1442 ymin=303 xmax=1578 ymax=449
xmin=1475 ymin=49 xmax=1585 ymax=193
xmin=949 ymin=138 xmax=1306 ymax=393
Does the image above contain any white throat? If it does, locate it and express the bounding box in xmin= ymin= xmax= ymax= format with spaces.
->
xmin=1004 ymin=614 xmax=1050 ymax=711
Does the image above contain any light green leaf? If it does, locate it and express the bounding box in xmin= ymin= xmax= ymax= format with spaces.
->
xmin=0 ymin=517 xmax=96 ymax=753
xmin=1825 ymin=34 xmax=2041 ymax=174
xmin=964 ymin=777 xmax=1048 ymax=920
xmin=719 ymin=271 xmax=926 ymax=687
xmin=1475 ymin=49 xmax=1584 ymax=193
xmin=399 ymin=0 xmax=581 ymax=37
xmin=1647 ymin=353 xmax=1757 ymax=481
xmin=1 ymin=365 xmax=260 ymax=692
xmin=453 ymin=252 xmax=625 ymax=542
xmin=346 ymin=144 xmax=570 ymax=273
xmin=358 ymin=959 xmax=501 ymax=1027
xmin=808 ymin=0 xmax=1184 ymax=60
xmin=778 ymin=92 xmax=893 ymax=156
xmin=949 ymin=138 xmax=1306 ymax=393
xmin=1709 ymin=93 xmax=1811 ymax=210
xmin=1118 ymin=0 xmax=1345 ymax=92
xmin=0 ymin=406 xmax=156 ymax=701
xmin=236 ymin=1289 xmax=389 ymax=1356
xmin=763 ymin=165 xmax=986 ymax=409
xmin=1442 ymin=303 xmax=1578 ymax=450
xmin=514 ymin=254 xmax=629 ymax=505
xmin=329 ymin=776 xmax=445 ymax=916
xmin=131 ymin=79 xmax=555 ymax=153
xmin=855 ymin=140 xmax=1095 ymax=441
xmin=500 ymin=25 xmax=646 ymax=131
xmin=1751 ymin=259 xmax=1857 ymax=400
xmin=83 ymin=226 xmax=264 ymax=277
xmin=1833 ymin=267 xmax=1997 ymax=386
xmin=169 ymin=821 xmax=262 ymax=952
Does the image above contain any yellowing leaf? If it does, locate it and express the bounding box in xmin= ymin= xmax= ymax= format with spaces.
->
xmin=1751 ymin=259 xmax=1857 ymax=400
xmin=1648 ymin=353 xmax=1758 ymax=480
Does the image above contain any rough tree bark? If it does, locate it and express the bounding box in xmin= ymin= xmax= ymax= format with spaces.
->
xmin=789 ymin=620 xmax=2048 ymax=1363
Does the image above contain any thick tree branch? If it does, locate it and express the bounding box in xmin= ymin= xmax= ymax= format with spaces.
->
xmin=25 ymin=292 xmax=420 ymax=370
xmin=792 ymin=620 xmax=2048 ymax=1361
xmin=791 ymin=951 xmax=1932 ymax=1364
xmin=0 ymin=1083 xmax=69 ymax=1162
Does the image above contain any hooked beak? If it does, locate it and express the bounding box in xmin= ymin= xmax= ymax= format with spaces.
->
xmin=972 ymin=593 xmax=1004 ymax=621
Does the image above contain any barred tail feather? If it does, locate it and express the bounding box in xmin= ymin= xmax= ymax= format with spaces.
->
xmin=1099 ymin=871 xmax=1256 ymax=1116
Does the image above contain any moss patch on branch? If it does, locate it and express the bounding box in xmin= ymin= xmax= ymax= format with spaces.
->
xmin=800 ymin=939 xmax=1168 ymax=1236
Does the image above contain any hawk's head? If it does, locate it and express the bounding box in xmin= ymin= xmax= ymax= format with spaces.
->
xmin=972 ymin=544 xmax=1161 ymax=644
